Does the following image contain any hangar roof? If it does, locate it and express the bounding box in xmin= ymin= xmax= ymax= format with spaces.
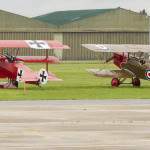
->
xmin=34 ymin=8 xmax=115 ymax=25
xmin=0 ymin=9 xmax=56 ymax=32
xmin=34 ymin=8 xmax=149 ymax=32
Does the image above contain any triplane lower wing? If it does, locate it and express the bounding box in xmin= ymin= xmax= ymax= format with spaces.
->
xmin=82 ymin=44 xmax=150 ymax=87
xmin=0 ymin=40 xmax=69 ymax=88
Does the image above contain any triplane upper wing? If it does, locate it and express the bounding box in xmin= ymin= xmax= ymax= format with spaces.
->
xmin=82 ymin=44 xmax=150 ymax=53
xmin=0 ymin=40 xmax=69 ymax=49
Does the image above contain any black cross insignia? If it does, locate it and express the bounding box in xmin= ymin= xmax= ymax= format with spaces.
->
xmin=40 ymin=71 xmax=47 ymax=82
xmin=29 ymin=40 xmax=46 ymax=48
xmin=18 ymin=70 xmax=23 ymax=78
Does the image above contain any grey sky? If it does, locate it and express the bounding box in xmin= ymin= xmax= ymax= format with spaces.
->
xmin=0 ymin=0 xmax=149 ymax=17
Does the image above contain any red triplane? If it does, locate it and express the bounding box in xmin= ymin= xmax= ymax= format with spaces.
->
xmin=0 ymin=40 xmax=69 ymax=88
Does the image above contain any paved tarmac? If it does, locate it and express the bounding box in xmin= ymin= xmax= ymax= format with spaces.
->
xmin=0 ymin=100 xmax=150 ymax=149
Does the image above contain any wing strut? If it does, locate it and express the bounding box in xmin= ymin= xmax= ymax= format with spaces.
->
xmin=46 ymin=49 xmax=49 ymax=72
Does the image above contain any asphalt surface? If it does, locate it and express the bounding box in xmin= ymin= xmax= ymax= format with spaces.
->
xmin=0 ymin=100 xmax=150 ymax=149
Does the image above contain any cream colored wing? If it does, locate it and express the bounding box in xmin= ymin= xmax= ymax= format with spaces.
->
xmin=82 ymin=44 xmax=150 ymax=53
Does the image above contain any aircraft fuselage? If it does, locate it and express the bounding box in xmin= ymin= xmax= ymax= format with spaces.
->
xmin=113 ymin=53 xmax=150 ymax=80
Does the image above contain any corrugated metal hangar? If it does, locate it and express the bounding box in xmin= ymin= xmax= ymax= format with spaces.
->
xmin=0 ymin=8 xmax=149 ymax=60
xmin=0 ymin=9 xmax=55 ymax=56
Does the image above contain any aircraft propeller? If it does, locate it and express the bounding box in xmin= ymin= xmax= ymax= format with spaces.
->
xmin=3 ymin=52 xmax=16 ymax=63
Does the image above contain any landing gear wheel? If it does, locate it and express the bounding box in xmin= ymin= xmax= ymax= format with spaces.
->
xmin=111 ymin=78 xmax=120 ymax=87
xmin=12 ymin=80 xmax=19 ymax=88
xmin=132 ymin=78 xmax=140 ymax=87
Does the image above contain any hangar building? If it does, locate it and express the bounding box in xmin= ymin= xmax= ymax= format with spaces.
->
xmin=0 ymin=8 xmax=149 ymax=60
xmin=0 ymin=9 xmax=56 ymax=56
xmin=34 ymin=7 xmax=149 ymax=60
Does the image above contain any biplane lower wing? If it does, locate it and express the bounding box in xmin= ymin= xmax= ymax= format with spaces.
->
xmin=87 ymin=69 xmax=134 ymax=78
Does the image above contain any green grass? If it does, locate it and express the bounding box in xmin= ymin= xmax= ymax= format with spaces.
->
xmin=1 ymin=61 xmax=150 ymax=100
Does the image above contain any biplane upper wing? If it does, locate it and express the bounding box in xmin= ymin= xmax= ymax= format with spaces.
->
xmin=82 ymin=44 xmax=150 ymax=53
xmin=87 ymin=68 xmax=134 ymax=78
xmin=0 ymin=40 xmax=69 ymax=49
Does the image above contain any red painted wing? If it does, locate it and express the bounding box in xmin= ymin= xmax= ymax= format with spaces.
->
xmin=15 ymin=63 xmax=38 ymax=82
xmin=0 ymin=40 xmax=28 ymax=48
xmin=0 ymin=40 xmax=69 ymax=49
xmin=47 ymin=40 xmax=69 ymax=49
xmin=15 ymin=63 xmax=62 ymax=84
xmin=48 ymin=72 xmax=62 ymax=81
xmin=16 ymin=56 xmax=60 ymax=63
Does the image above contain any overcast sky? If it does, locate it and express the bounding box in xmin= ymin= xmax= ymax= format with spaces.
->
xmin=0 ymin=0 xmax=149 ymax=17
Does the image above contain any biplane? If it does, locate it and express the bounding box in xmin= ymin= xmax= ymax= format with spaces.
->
xmin=0 ymin=40 xmax=69 ymax=88
xmin=82 ymin=44 xmax=150 ymax=87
